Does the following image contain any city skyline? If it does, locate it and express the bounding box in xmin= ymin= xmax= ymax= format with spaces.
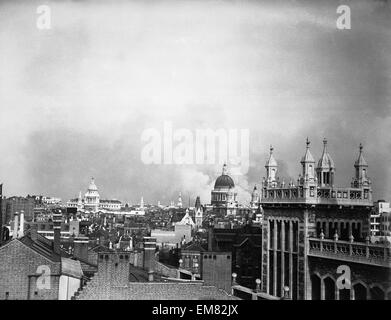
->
xmin=0 ymin=139 xmax=386 ymax=207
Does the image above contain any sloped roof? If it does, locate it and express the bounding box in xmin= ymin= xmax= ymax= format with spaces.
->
xmin=317 ymin=139 xmax=335 ymax=169
xmin=265 ymin=146 xmax=277 ymax=167
xmin=61 ymin=257 xmax=83 ymax=279
xmin=181 ymin=242 xmax=206 ymax=252
xmin=77 ymin=282 xmax=238 ymax=300
xmin=301 ymin=138 xmax=315 ymax=163
xmin=18 ymin=232 xmax=69 ymax=262
xmin=79 ymin=259 xmax=98 ymax=274
xmin=355 ymin=144 xmax=368 ymax=167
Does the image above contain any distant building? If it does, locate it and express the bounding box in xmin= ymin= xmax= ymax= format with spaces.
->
xmin=3 ymin=196 xmax=36 ymax=223
xmin=100 ymin=199 xmax=122 ymax=211
xmin=41 ymin=197 xmax=62 ymax=205
xmin=151 ymin=216 xmax=193 ymax=248
xmin=84 ymin=178 xmax=100 ymax=212
xmin=177 ymin=192 xmax=183 ymax=208
xmin=211 ymin=164 xmax=238 ymax=216
xmin=370 ymin=200 xmax=386 ymax=236
xmin=378 ymin=201 xmax=391 ymax=238
xmin=67 ymin=178 xmax=122 ymax=213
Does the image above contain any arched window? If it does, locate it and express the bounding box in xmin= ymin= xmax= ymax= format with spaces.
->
xmin=353 ymin=283 xmax=367 ymax=300
xmin=370 ymin=286 xmax=385 ymax=300
xmin=311 ymin=274 xmax=321 ymax=300
xmin=324 ymin=277 xmax=335 ymax=300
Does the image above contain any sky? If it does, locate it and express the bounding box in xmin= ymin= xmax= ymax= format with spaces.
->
xmin=0 ymin=0 xmax=390 ymax=205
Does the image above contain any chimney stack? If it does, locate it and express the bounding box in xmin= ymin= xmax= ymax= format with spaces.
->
xmin=143 ymin=237 xmax=156 ymax=273
xmin=18 ymin=210 xmax=24 ymax=238
xmin=13 ymin=212 xmax=19 ymax=239
xmin=73 ymin=236 xmax=89 ymax=262
xmin=30 ymin=224 xmax=38 ymax=242
xmin=52 ymin=210 xmax=62 ymax=255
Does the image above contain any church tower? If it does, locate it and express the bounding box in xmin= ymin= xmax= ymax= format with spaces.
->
xmin=316 ymin=138 xmax=335 ymax=187
xmin=194 ymin=196 xmax=203 ymax=227
xmin=251 ymin=185 xmax=259 ymax=209
xmin=177 ymin=192 xmax=183 ymax=208
xmin=140 ymin=196 xmax=144 ymax=209
xmin=77 ymin=191 xmax=83 ymax=209
xmin=352 ymin=143 xmax=371 ymax=188
xmin=265 ymin=146 xmax=278 ymax=187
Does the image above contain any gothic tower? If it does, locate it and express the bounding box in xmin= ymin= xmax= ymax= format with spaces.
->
xmin=194 ymin=196 xmax=203 ymax=228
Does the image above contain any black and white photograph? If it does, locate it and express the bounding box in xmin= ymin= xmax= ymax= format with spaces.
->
xmin=0 ymin=0 xmax=390 ymax=308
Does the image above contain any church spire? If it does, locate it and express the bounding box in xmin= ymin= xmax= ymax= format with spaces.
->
xmin=352 ymin=143 xmax=370 ymax=188
xmin=265 ymin=145 xmax=278 ymax=187
xmin=177 ymin=192 xmax=183 ymax=208
xmin=300 ymin=138 xmax=315 ymax=181
xmin=316 ymin=138 xmax=335 ymax=186
xmin=251 ymin=184 xmax=259 ymax=207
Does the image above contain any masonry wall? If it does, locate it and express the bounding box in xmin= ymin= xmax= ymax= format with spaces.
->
xmin=202 ymin=252 xmax=232 ymax=293
xmin=97 ymin=252 xmax=131 ymax=286
xmin=0 ymin=240 xmax=61 ymax=300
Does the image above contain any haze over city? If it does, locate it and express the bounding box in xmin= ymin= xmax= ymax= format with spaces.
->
xmin=0 ymin=0 xmax=390 ymax=204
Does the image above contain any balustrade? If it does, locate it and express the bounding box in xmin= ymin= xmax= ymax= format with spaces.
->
xmin=308 ymin=237 xmax=390 ymax=267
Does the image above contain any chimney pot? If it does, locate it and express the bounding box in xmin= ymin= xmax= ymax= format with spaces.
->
xmin=13 ymin=212 xmax=19 ymax=239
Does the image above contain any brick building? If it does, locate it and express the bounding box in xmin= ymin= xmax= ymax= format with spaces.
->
xmin=0 ymin=212 xmax=95 ymax=300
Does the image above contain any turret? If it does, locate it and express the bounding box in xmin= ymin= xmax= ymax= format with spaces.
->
xmin=251 ymin=185 xmax=259 ymax=208
xmin=300 ymin=138 xmax=316 ymax=182
xmin=352 ymin=143 xmax=371 ymax=188
xmin=316 ymin=138 xmax=335 ymax=187
xmin=265 ymin=145 xmax=278 ymax=187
